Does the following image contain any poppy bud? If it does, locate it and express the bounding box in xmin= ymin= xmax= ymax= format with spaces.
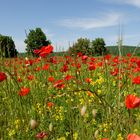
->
xmin=49 ymin=123 xmax=53 ymax=132
xmin=94 ymin=130 xmax=99 ymax=138
xmin=80 ymin=106 xmax=86 ymax=116
xmin=92 ymin=109 xmax=97 ymax=118
xmin=30 ymin=119 xmax=38 ymax=129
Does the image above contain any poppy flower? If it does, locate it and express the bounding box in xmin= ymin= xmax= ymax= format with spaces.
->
xmin=65 ymin=75 xmax=73 ymax=81
xmin=17 ymin=76 xmax=22 ymax=82
xmin=127 ymin=53 xmax=131 ymax=57
xmin=132 ymin=76 xmax=140 ymax=84
xmin=125 ymin=94 xmax=140 ymax=109
xmin=35 ymin=132 xmax=48 ymax=139
xmin=101 ymin=138 xmax=109 ymax=140
xmin=42 ymin=64 xmax=50 ymax=70
xmin=0 ymin=72 xmax=7 ymax=82
xmin=34 ymin=45 xmax=53 ymax=57
xmin=81 ymin=55 xmax=88 ymax=61
xmin=136 ymin=60 xmax=140 ymax=68
xmin=104 ymin=54 xmax=111 ymax=60
xmin=85 ymin=78 xmax=92 ymax=83
xmin=127 ymin=133 xmax=140 ymax=140
xmin=47 ymin=102 xmax=54 ymax=108
xmin=60 ymin=64 xmax=69 ymax=72
xmin=77 ymin=52 xmax=83 ymax=57
xmin=27 ymin=75 xmax=34 ymax=80
xmin=19 ymin=87 xmax=30 ymax=96
xmin=48 ymin=76 xmax=55 ymax=82
xmin=88 ymin=63 xmax=96 ymax=71
xmin=39 ymin=45 xmax=53 ymax=57
xmin=76 ymin=63 xmax=81 ymax=69
xmin=53 ymin=79 xmax=65 ymax=89
xmin=110 ymin=68 xmax=118 ymax=76
xmin=34 ymin=49 xmax=40 ymax=55
xmin=50 ymin=56 xmax=57 ymax=64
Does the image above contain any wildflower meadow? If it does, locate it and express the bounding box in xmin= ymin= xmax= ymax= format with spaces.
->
xmin=1 ymin=45 xmax=140 ymax=140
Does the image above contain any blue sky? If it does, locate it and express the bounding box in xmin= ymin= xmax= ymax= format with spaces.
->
xmin=0 ymin=0 xmax=140 ymax=52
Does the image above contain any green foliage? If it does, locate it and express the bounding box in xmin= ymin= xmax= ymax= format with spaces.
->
xmin=91 ymin=38 xmax=107 ymax=56
xmin=0 ymin=35 xmax=18 ymax=57
xmin=24 ymin=28 xmax=51 ymax=55
xmin=68 ymin=38 xmax=91 ymax=55
xmin=68 ymin=37 xmax=108 ymax=56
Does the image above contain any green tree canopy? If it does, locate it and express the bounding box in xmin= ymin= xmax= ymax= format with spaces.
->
xmin=24 ymin=28 xmax=51 ymax=55
xmin=0 ymin=35 xmax=18 ymax=57
xmin=68 ymin=38 xmax=91 ymax=55
xmin=91 ymin=38 xmax=107 ymax=56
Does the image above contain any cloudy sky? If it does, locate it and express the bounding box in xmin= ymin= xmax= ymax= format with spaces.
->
xmin=0 ymin=0 xmax=140 ymax=52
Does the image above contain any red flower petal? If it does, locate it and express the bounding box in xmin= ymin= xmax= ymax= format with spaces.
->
xmin=0 ymin=72 xmax=7 ymax=82
xmin=125 ymin=94 xmax=140 ymax=109
xmin=127 ymin=133 xmax=140 ymax=140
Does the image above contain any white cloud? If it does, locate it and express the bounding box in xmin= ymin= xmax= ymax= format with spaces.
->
xmin=124 ymin=0 xmax=140 ymax=8
xmin=102 ymin=0 xmax=140 ymax=8
xmin=59 ymin=13 xmax=122 ymax=29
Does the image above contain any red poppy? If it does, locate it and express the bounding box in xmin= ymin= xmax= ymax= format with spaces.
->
xmin=77 ymin=52 xmax=83 ymax=57
xmin=136 ymin=60 xmax=140 ymax=68
xmin=88 ymin=63 xmax=96 ymax=71
xmin=34 ymin=67 xmax=41 ymax=72
xmin=132 ymin=76 xmax=140 ymax=84
xmin=104 ymin=54 xmax=111 ymax=60
xmin=85 ymin=78 xmax=92 ymax=83
xmin=113 ymin=56 xmax=119 ymax=63
xmin=127 ymin=133 xmax=140 ymax=140
xmin=127 ymin=53 xmax=131 ymax=57
xmin=39 ymin=45 xmax=53 ymax=57
xmin=27 ymin=75 xmax=34 ymax=80
xmin=42 ymin=64 xmax=50 ymax=70
xmin=34 ymin=49 xmax=40 ymax=55
xmin=25 ymin=59 xmax=34 ymax=66
xmin=53 ymin=79 xmax=65 ymax=89
xmin=60 ymin=64 xmax=69 ymax=72
xmin=47 ymin=102 xmax=54 ymax=108
xmin=34 ymin=45 xmax=53 ymax=57
xmin=110 ymin=68 xmax=118 ymax=76
xmin=17 ymin=76 xmax=22 ymax=82
xmin=101 ymin=138 xmax=109 ymax=140
xmin=65 ymin=75 xmax=73 ymax=81
xmin=35 ymin=132 xmax=48 ymax=139
xmin=125 ymin=94 xmax=140 ymax=109
xmin=81 ymin=55 xmax=88 ymax=61
xmin=48 ymin=76 xmax=55 ymax=82
xmin=19 ymin=87 xmax=30 ymax=96
xmin=50 ymin=56 xmax=57 ymax=64
xmin=76 ymin=63 xmax=81 ymax=69
xmin=0 ymin=72 xmax=7 ymax=82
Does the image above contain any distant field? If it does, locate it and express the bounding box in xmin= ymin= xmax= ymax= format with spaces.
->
xmin=106 ymin=45 xmax=140 ymax=56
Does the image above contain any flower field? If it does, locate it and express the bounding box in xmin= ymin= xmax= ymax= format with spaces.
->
xmin=1 ymin=46 xmax=140 ymax=139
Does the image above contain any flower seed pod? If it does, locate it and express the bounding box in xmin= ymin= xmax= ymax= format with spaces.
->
xmin=81 ymin=106 xmax=87 ymax=116
xmin=49 ymin=123 xmax=53 ymax=132
xmin=30 ymin=119 xmax=38 ymax=129
xmin=92 ymin=109 xmax=97 ymax=118
xmin=94 ymin=130 xmax=99 ymax=138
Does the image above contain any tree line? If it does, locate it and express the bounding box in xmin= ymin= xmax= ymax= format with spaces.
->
xmin=0 ymin=27 xmax=108 ymax=57
xmin=68 ymin=38 xmax=108 ymax=56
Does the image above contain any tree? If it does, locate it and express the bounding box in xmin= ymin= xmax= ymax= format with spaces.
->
xmin=68 ymin=38 xmax=91 ymax=56
xmin=24 ymin=28 xmax=51 ymax=55
xmin=91 ymin=38 xmax=107 ymax=56
xmin=0 ymin=35 xmax=18 ymax=57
